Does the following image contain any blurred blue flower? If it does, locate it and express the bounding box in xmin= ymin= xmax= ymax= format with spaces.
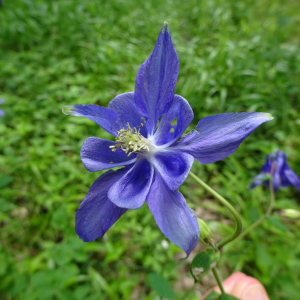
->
xmin=249 ymin=150 xmax=300 ymax=192
xmin=0 ymin=99 xmax=5 ymax=116
xmin=63 ymin=23 xmax=272 ymax=257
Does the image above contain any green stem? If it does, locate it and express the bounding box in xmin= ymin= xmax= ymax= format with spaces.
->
xmin=211 ymin=267 xmax=225 ymax=294
xmin=189 ymin=171 xmax=242 ymax=250
xmin=237 ymin=180 xmax=275 ymax=240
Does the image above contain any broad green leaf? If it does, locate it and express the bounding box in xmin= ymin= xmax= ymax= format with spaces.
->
xmin=218 ymin=293 xmax=240 ymax=300
xmin=190 ymin=249 xmax=220 ymax=281
xmin=0 ymin=253 xmax=8 ymax=275
xmin=0 ymin=176 xmax=14 ymax=189
xmin=89 ymin=267 xmax=114 ymax=297
xmin=204 ymin=290 xmax=219 ymax=300
xmin=267 ymin=216 xmax=288 ymax=232
xmin=146 ymin=273 xmax=177 ymax=299
xmin=0 ymin=199 xmax=16 ymax=213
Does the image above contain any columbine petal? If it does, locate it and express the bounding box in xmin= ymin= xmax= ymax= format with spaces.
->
xmin=284 ymin=164 xmax=300 ymax=190
xmin=108 ymin=159 xmax=154 ymax=209
xmin=249 ymin=174 xmax=267 ymax=190
xmin=80 ymin=137 xmax=137 ymax=172
xmin=272 ymin=171 xmax=281 ymax=192
xmin=151 ymin=150 xmax=194 ymax=190
xmin=176 ymin=112 xmax=273 ymax=164
xmin=75 ymin=169 xmax=128 ymax=242
xmin=135 ymin=22 xmax=179 ymax=135
xmin=0 ymin=99 xmax=4 ymax=117
xmin=146 ymin=172 xmax=199 ymax=258
xmin=62 ymin=104 xmax=120 ymax=136
xmin=108 ymin=92 xmax=148 ymax=137
xmin=153 ymin=95 xmax=194 ymax=146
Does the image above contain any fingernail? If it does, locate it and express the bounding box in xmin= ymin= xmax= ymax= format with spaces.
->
xmin=243 ymin=283 xmax=269 ymax=300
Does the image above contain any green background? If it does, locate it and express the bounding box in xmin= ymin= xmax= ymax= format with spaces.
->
xmin=1 ymin=0 xmax=300 ymax=299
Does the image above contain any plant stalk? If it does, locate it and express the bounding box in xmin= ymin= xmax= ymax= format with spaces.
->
xmin=211 ymin=267 xmax=225 ymax=294
xmin=237 ymin=180 xmax=275 ymax=240
xmin=189 ymin=171 xmax=242 ymax=250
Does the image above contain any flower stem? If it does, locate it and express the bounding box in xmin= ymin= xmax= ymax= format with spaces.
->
xmin=211 ymin=267 xmax=225 ymax=294
xmin=189 ymin=171 xmax=242 ymax=250
xmin=236 ymin=180 xmax=275 ymax=240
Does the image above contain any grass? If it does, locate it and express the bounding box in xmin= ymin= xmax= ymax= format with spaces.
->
xmin=0 ymin=0 xmax=300 ymax=299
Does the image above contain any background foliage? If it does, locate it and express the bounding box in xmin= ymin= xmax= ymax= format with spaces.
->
xmin=1 ymin=0 xmax=300 ymax=299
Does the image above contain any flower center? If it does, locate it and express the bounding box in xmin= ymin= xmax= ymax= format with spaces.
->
xmin=110 ymin=122 xmax=150 ymax=157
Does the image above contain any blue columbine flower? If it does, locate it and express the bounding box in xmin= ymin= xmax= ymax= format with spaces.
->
xmin=63 ymin=22 xmax=273 ymax=257
xmin=249 ymin=149 xmax=300 ymax=192
xmin=0 ymin=100 xmax=4 ymax=116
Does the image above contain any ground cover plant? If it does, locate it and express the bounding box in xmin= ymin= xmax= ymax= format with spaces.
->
xmin=0 ymin=0 xmax=300 ymax=299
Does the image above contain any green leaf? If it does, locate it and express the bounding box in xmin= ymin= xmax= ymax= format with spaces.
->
xmin=190 ymin=249 xmax=220 ymax=281
xmin=0 ymin=253 xmax=8 ymax=275
xmin=204 ymin=290 xmax=219 ymax=300
xmin=218 ymin=293 xmax=240 ymax=300
xmin=89 ymin=267 xmax=113 ymax=297
xmin=146 ymin=273 xmax=177 ymax=299
xmin=0 ymin=176 xmax=14 ymax=189
xmin=0 ymin=199 xmax=16 ymax=213
xmin=203 ymin=291 xmax=241 ymax=300
xmin=267 ymin=216 xmax=288 ymax=232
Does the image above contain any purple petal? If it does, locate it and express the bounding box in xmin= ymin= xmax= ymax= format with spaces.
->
xmin=279 ymin=167 xmax=291 ymax=188
xmin=80 ymin=137 xmax=137 ymax=172
xmin=284 ymin=164 xmax=300 ymax=190
xmin=152 ymin=150 xmax=194 ymax=190
xmin=108 ymin=92 xmax=148 ymax=137
xmin=262 ymin=157 xmax=272 ymax=173
xmin=135 ymin=23 xmax=179 ymax=135
xmin=62 ymin=104 xmax=120 ymax=136
xmin=153 ymin=95 xmax=193 ymax=146
xmin=75 ymin=169 xmax=128 ymax=242
xmin=272 ymin=171 xmax=281 ymax=192
xmin=176 ymin=112 xmax=273 ymax=164
xmin=146 ymin=172 xmax=199 ymax=258
xmin=108 ymin=159 xmax=154 ymax=209
xmin=249 ymin=173 xmax=266 ymax=190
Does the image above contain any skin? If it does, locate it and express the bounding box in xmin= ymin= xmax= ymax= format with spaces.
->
xmin=201 ymin=272 xmax=270 ymax=300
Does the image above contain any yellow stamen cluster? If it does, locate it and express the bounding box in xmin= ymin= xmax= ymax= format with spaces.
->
xmin=110 ymin=123 xmax=149 ymax=156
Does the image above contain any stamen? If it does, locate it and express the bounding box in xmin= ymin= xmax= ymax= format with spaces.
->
xmin=110 ymin=123 xmax=150 ymax=156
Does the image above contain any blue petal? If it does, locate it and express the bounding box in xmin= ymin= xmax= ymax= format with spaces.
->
xmin=75 ymin=169 xmax=128 ymax=242
xmin=284 ymin=164 xmax=300 ymax=190
xmin=175 ymin=112 xmax=273 ymax=164
xmin=108 ymin=159 xmax=154 ymax=209
xmin=146 ymin=171 xmax=199 ymax=258
xmin=153 ymin=95 xmax=193 ymax=146
xmin=262 ymin=156 xmax=272 ymax=173
xmin=152 ymin=150 xmax=194 ymax=190
xmin=135 ymin=23 xmax=179 ymax=135
xmin=0 ymin=109 xmax=4 ymax=117
xmin=108 ymin=92 xmax=147 ymax=137
xmin=80 ymin=137 xmax=137 ymax=172
xmin=62 ymin=104 xmax=120 ymax=136
xmin=272 ymin=171 xmax=281 ymax=192
xmin=249 ymin=173 xmax=266 ymax=190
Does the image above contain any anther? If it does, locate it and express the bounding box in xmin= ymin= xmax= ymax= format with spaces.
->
xmin=110 ymin=123 xmax=150 ymax=156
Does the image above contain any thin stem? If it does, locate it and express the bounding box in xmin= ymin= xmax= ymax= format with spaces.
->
xmin=211 ymin=268 xmax=225 ymax=294
xmin=189 ymin=171 xmax=242 ymax=250
xmin=237 ymin=180 xmax=275 ymax=240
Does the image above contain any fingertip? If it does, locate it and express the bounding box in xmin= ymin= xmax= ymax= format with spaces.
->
xmin=242 ymin=283 xmax=269 ymax=300
xmin=222 ymin=272 xmax=248 ymax=293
